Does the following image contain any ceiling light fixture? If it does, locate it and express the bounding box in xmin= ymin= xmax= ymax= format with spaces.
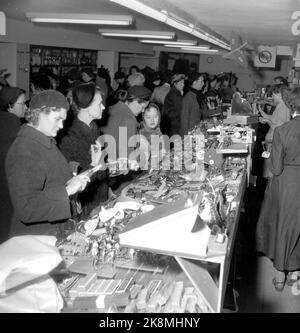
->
xmin=110 ymin=0 xmax=231 ymax=50
xmin=99 ymin=29 xmax=175 ymax=39
xmin=26 ymin=13 xmax=134 ymax=25
xmin=140 ymin=39 xmax=197 ymax=46
xmin=181 ymin=47 xmax=219 ymax=53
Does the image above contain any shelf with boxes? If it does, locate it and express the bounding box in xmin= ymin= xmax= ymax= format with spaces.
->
xmin=30 ymin=45 xmax=97 ymax=78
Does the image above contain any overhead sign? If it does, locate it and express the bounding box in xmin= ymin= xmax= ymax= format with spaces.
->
xmin=291 ymin=11 xmax=300 ymax=36
xmin=0 ymin=11 xmax=5 ymax=35
xmin=254 ymin=45 xmax=277 ymax=68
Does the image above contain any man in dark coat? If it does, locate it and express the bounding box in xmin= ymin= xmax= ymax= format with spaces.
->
xmin=181 ymin=73 xmax=205 ymax=136
xmin=161 ymin=74 xmax=185 ymax=137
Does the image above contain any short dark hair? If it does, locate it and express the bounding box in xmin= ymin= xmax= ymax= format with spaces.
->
xmin=31 ymin=73 xmax=51 ymax=90
xmin=188 ymin=72 xmax=204 ymax=87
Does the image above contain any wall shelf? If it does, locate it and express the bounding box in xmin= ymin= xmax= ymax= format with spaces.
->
xmin=30 ymin=45 xmax=97 ymax=78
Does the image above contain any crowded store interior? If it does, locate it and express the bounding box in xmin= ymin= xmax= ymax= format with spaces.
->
xmin=1 ymin=0 xmax=300 ymax=314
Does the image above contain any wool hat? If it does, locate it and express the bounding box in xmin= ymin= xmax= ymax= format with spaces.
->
xmin=0 ymin=86 xmax=24 ymax=107
xmin=171 ymin=73 xmax=186 ymax=85
xmin=29 ymin=90 xmax=69 ymax=110
xmin=114 ymin=71 xmax=126 ymax=80
xmin=128 ymin=85 xmax=151 ymax=100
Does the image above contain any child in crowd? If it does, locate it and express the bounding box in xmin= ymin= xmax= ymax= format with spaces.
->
xmin=138 ymin=103 xmax=166 ymax=169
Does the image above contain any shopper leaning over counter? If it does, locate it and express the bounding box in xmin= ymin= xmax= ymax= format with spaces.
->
xmin=5 ymin=90 xmax=90 ymax=238
xmin=60 ymin=82 xmax=108 ymax=216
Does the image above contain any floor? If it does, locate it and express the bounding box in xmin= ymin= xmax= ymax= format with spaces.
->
xmin=228 ymin=178 xmax=300 ymax=313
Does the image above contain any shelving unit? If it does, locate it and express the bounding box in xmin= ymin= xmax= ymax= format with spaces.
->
xmin=30 ymin=45 xmax=97 ymax=78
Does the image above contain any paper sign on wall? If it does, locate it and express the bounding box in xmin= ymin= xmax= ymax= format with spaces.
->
xmin=0 ymin=12 xmax=6 ymax=36
xmin=254 ymin=45 xmax=277 ymax=68
xmin=293 ymin=43 xmax=300 ymax=68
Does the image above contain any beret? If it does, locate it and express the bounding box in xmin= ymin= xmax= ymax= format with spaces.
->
xmin=29 ymin=90 xmax=69 ymax=110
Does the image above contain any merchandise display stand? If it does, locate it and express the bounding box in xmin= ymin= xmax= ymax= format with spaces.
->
xmin=175 ymin=172 xmax=246 ymax=312
xmin=119 ymin=172 xmax=246 ymax=313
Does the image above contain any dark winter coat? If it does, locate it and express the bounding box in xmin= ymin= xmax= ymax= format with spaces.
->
xmin=180 ymin=89 xmax=202 ymax=136
xmin=161 ymin=86 xmax=183 ymax=137
xmin=0 ymin=111 xmax=21 ymax=243
xmin=101 ymin=101 xmax=139 ymax=159
xmin=5 ymin=125 xmax=73 ymax=238
xmin=59 ymin=118 xmax=108 ymax=215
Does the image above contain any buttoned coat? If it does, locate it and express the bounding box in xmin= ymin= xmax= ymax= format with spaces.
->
xmin=5 ymin=125 xmax=72 ymax=237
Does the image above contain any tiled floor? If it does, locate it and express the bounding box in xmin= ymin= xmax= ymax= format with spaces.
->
xmin=231 ymin=180 xmax=300 ymax=313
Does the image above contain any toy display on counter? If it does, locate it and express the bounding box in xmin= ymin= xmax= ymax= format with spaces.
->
xmin=56 ymin=116 xmax=250 ymax=313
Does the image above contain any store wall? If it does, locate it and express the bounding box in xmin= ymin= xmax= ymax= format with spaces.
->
xmin=97 ymin=51 xmax=118 ymax=83
xmin=0 ymin=18 xmax=153 ymax=54
xmin=199 ymin=54 xmax=290 ymax=92
xmin=119 ymin=53 xmax=159 ymax=75
xmin=0 ymin=42 xmax=16 ymax=86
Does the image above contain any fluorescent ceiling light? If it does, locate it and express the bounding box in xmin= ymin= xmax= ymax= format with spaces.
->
xmin=182 ymin=47 xmax=219 ymax=52
xmin=99 ymin=29 xmax=175 ymax=39
xmin=164 ymin=44 xmax=185 ymax=48
xmin=26 ymin=13 xmax=133 ymax=25
xmin=110 ymin=0 xmax=231 ymax=50
xmin=140 ymin=39 xmax=197 ymax=46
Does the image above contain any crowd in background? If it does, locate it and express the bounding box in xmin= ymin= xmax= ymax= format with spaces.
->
xmin=0 ymin=62 xmax=293 ymax=245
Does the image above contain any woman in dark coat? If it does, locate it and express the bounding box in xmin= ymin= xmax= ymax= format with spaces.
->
xmin=161 ymin=74 xmax=185 ymax=137
xmin=256 ymin=86 xmax=300 ymax=291
xmin=60 ymin=82 xmax=109 ymax=216
xmin=0 ymin=87 xmax=27 ymax=243
xmin=5 ymin=90 xmax=89 ymax=238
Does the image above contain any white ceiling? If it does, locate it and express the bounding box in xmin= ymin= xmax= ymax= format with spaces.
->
xmin=1 ymin=0 xmax=299 ymax=48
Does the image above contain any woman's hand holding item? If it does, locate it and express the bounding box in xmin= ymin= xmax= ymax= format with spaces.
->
xmin=259 ymin=117 xmax=268 ymax=124
xmin=66 ymin=174 xmax=90 ymax=196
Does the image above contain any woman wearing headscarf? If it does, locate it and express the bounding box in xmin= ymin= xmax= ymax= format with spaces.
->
xmin=0 ymin=86 xmax=27 ymax=243
xmin=59 ymin=82 xmax=108 ymax=216
xmin=5 ymin=90 xmax=90 ymax=238
xmin=256 ymin=87 xmax=300 ymax=292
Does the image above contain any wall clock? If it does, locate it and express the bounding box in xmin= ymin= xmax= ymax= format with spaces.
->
xmin=207 ymin=56 xmax=213 ymax=64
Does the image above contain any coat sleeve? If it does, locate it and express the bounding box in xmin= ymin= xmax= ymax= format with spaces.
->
xmin=5 ymin=152 xmax=71 ymax=224
xmin=181 ymin=94 xmax=192 ymax=136
xmin=270 ymin=127 xmax=284 ymax=176
xmin=122 ymin=118 xmax=138 ymax=158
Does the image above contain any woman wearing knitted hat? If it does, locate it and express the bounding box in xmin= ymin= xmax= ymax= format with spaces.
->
xmin=0 ymin=86 xmax=27 ymax=243
xmin=59 ymin=82 xmax=109 ymax=216
xmin=5 ymin=90 xmax=90 ymax=239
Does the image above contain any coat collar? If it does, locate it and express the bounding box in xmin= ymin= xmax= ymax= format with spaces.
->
xmin=69 ymin=118 xmax=99 ymax=143
xmin=18 ymin=124 xmax=56 ymax=149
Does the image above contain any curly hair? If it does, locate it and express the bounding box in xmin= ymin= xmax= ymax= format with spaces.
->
xmin=271 ymin=84 xmax=291 ymax=109
xmin=128 ymin=72 xmax=145 ymax=87
xmin=289 ymin=86 xmax=300 ymax=114
xmin=25 ymin=106 xmax=61 ymax=126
